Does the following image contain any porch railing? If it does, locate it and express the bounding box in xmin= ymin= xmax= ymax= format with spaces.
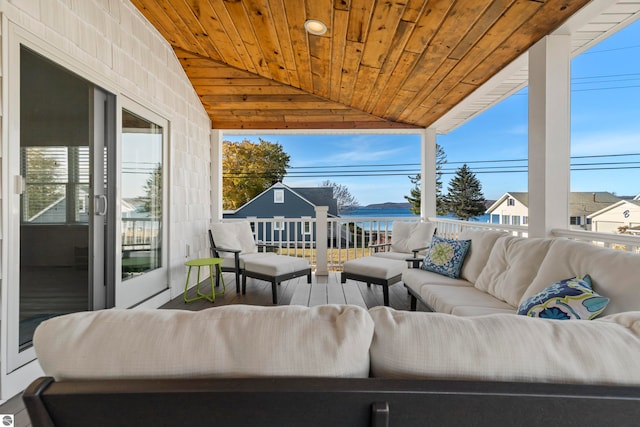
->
xmin=221 ymin=212 xmax=640 ymax=271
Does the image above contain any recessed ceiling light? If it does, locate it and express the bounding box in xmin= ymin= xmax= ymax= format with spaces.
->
xmin=304 ymin=19 xmax=327 ymax=36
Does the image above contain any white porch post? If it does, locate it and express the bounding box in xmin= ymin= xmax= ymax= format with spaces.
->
xmin=528 ymin=35 xmax=571 ymax=237
xmin=314 ymin=206 xmax=329 ymax=276
xmin=421 ymin=128 xmax=437 ymax=220
xmin=210 ymin=130 xmax=223 ymax=223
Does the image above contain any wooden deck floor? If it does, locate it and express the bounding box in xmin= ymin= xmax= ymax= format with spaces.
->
xmin=2 ymin=271 xmax=418 ymax=426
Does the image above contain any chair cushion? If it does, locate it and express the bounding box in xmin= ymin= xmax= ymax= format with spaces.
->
xmin=518 ymin=276 xmax=609 ymax=320
xmin=210 ymin=221 xmax=257 ymax=256
xmin=221 ymin=252 xmax=277 ymax=270
xmin=243 ymin=255 xmax=309 ymax=277
xmin=343 ymin=257 xmax=405 ymax=280
xmin=390 ymin=221 xmax=436 ymax=254
xmin=34 ymin=305 xmax=374 ymax=380
xmin=419 ymin=284 xmax=514 ymax=314
xmin=369 ymin=307 xmax=640 ymax=385
xmin=421 ymin=235 xmax=470 ymax=279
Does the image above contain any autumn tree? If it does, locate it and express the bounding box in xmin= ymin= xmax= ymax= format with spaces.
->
xmin=404 ymin=144 xmax=447 ymax=215
xmin=222 ymin=138 xmax=290 ymax=209
xmin=443 ymin=164 xmax=486 ymax=220
xmin=321 ymin=180 xmax=358 ymax=213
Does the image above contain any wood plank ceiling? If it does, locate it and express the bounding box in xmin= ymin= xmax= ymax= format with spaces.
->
xmin=131 ymin=0 xmax=591 ymax=130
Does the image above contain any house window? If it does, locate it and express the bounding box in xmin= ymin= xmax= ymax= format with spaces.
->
xmin=570 ymin=216 xmax=581 ymax=225
xmin=302 ymin=217 xmax=311 ymax=235
xmin=274 ymin=189 xmax=284 ymax=203
xmin=512 ymin=216 xmax=520 ymax=226
xmin=274 ymin=216 xmax=285 ymax=231
xmin=586 ymin=218 xmax=592 ymax=225
xmin=507 ymin=198 xmax=515 ymax=206
xmin=523 ymin=216 xmax=528 ymax=225
xmin=502 ymin=215 xmax=510 ymax=225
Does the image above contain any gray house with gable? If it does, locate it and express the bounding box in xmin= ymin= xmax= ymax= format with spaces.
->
xmin=223 ymin=183 xmax=347 ymax=246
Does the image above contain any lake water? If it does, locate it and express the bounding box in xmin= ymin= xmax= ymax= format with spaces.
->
xmin=341 ymin=206 xmax=491 ymax=223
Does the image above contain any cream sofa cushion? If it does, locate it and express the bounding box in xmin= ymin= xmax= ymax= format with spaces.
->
xmin=34 ymin=305 xmax=374 ymax=380
xmin=210 ymin=221 xmax=258 ymax=257
xmin=521 ymin=238 xmax=640 ymax=316
xmin=475 ymin=236 xmax=553 ymax=307
xmin=458 ymin=229 xmax=507 ymax=283
xmin=419 ymin=285 xmax=514 ymax=314
xmin=369 ymin=307 xmax=640 ymax=385
xmin=387 ymin=221 xmax=436 ymax=254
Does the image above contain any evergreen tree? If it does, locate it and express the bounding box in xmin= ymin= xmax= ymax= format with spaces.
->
xmin=443 ymin=164 xmax=486 ymax=220
xmin=404 ymin=144 xmax=447 ymax=215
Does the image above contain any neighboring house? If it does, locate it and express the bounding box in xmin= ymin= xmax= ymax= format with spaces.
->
xmin=223 ymin=183 xmax=348 ymax=245
xmin=486 ymin=192 xmax=622 ymax=230
xmin=588 ymin=199 xmax=640 ymax=234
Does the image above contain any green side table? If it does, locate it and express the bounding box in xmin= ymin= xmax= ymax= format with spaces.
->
xmin=183 ymin=257 xmax=226 ymax=303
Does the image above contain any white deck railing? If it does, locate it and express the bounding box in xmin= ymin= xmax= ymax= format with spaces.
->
xmin=222 ymin=212 xmax=640 ymax=270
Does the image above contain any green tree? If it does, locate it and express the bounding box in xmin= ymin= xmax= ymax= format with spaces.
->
xmin=404 ymin=144 xmax=447 ymax=215
xmin=321 ymin=180 xmax=358 ymax=213
xmin=143 ymin=163 xmax=162 ymax=217
xmin=23 ymin=147 xmax=65 ymax=220
xmin=223 ymin=138 xmax=290 ymax=209
xmin=443 ymin=164 xmax=486 ymax=220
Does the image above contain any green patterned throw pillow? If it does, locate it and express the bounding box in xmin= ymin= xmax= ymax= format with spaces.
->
xmin=517 ymin=275 xmax=609 ymax=320
xmin=421 ymin=235 xmax=471 ymax=279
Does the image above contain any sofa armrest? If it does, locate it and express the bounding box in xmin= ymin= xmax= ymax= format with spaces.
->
xmin=369 ymin=243 xmax=391 ymax=254
xmin=405 ymin=258 xmax=423 ymax=269
xmin=410 ymin=246 xmax=430 ymax=258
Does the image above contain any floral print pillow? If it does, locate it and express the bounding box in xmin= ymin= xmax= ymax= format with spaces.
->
xmin=517 ymin=275 xmax=609 ymax=320
xmin=421 ymin=235 xmax=471 ymax=279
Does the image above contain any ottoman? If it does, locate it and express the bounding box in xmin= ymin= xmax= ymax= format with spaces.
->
xmin=341 ymin=257 xmax=407 ymax=306
xmin=243 ymin=256 xmax=312 ymax=304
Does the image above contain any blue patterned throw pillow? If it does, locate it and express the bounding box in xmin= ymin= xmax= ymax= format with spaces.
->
xmin=421 ymin=235 xmax=471 ymax=279
xmin=517 ymin=275 xmax=609 ymax=320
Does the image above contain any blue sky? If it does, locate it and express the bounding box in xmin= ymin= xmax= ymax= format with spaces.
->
xmin=224 ymin=20 xmax=640 ymax=206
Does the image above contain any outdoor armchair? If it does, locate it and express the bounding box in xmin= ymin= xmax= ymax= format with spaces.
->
xmin=209 ymin=221 xmax=278 ymax=293
xmin=209 ymin=221 xmax=311 ymax=303
xmin=369 ymin=221 xmax=436 ymax=261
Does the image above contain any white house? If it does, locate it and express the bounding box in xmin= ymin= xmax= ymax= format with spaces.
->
xmin=588 ymin=200 xmax=640 ymax=234
xmin=486 ymin=192 xmax=622 ymax=230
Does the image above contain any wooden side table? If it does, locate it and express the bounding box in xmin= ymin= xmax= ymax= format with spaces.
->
xmin=183 ymin=257 xmax=226 ymax=303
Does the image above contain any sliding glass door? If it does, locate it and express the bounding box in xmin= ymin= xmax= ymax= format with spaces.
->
xmin=8 ymin=46 xmax=116 ymax=370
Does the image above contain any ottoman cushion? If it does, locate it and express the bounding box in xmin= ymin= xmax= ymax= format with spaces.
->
xmin=244 ymin=255 xmax=309 ymax=277
xmin=344 ymin=257 xmax=406 ymax=280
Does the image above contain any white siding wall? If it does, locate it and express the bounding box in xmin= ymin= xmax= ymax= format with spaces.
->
xmin=489 ymin=199 xmax=529 ymax=225
xmin=591 ymin=203 xmax=640 ymax=233
xmin=0 ymin=0 xmax=211 ymax=399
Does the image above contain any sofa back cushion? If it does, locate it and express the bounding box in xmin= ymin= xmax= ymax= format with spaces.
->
xmin=522 ymin=238 xmax=640 ymax=316
xmin=210 ymin=221 xmax=258 ymax=256
xmin=34 ymin=305 xmax=374 ymax=380
xmin=391 ymin=221 xmax=436 ymax=254
xmin=458 ymin=229 xmax=508 ymax=283
xmin=369 ymin=306 xmax=640 ymax=385
xmin=475 ymin=236 xmax=553 ymax=307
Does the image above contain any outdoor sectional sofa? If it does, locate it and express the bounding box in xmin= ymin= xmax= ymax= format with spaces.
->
xmin=24 ymin=300 xmax=640 ymax=426
xmin=403 ymin=228 xmax=640 ymax=318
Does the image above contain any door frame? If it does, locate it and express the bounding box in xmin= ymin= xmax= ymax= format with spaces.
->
xmin=116 ymin=98 xmax=170 ymax=308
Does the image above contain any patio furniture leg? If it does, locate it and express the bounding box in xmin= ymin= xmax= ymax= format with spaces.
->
xmin=410 ymin=294 xmax=417 ymax=311
xmin=234 ymin=254 xmax=241 ymax=294
xmin=382 ymin=285 xmax=390 ymax=307
xmin=272 ymin=280 xmax=278 ymax=304
xmin=242 ymin=274 xmax=247 ymax=295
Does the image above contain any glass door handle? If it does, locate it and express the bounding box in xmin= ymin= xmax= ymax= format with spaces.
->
xmin=95 ymin=195 xmax=108 ymax=216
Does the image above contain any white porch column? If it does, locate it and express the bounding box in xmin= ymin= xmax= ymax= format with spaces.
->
xmin=421 ymin=128 xmax=437 ymax=220
xmin=314 ymin=206 xmax=329 ymax=276
xmin=528 ymin=35 xmax=571 ymax=237
xmin=210 ymin=129 xmax=223 ymax=223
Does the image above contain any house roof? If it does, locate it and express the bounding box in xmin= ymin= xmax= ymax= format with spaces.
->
xmin=588 ymin=199 xmax=640 ymax=218
xmin=486 ymin=191 xmax=622 ymax=216
xmin=228 ymin=182 xmax=339 ymax=216
xmin=130 ymin=1 xmax=640 ymax=132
